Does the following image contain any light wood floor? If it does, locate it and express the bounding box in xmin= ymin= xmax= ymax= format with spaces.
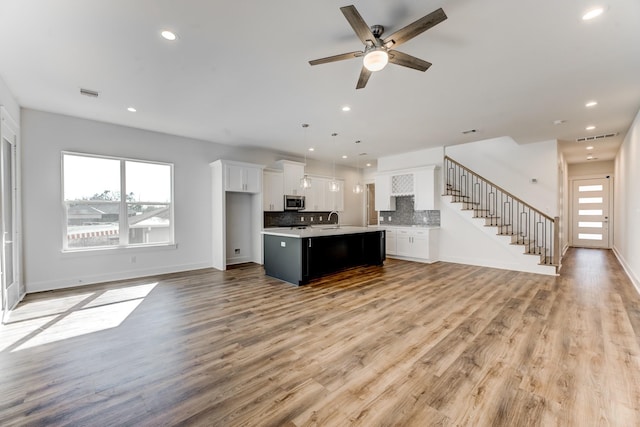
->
xmin=1 ymin=248 xmax=639 ymax=426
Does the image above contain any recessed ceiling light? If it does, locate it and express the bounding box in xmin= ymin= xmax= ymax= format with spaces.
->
xmin=586 ymin=146 xmax=594 ymax=150
xmin=366 ymin=163 xmax=372 ymax=167
xmin=585 ymin=100 xmax=598 ymax=107
xmin=308 ymin=147 xmax=314 ymax=152
xmin=127 ymin=107 xmax=137 ymax=112
xmin=341 ymin=106 xmax=351 ymax=112
xmin=342 ymin=155 xmax=348 ymax=159
xmin=586 ymin=125 xmax=596 ymax=131
xmin=161 ymin=30 xmax=177 ymax=41
xmin=582 ymin=7 xmax=604 ymax=20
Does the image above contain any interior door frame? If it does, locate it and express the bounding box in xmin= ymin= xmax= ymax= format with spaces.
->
xmin=0 ymin=106 xmax=21 ymax=322
xmin=569 ymin=174 xmax=613 ymax=249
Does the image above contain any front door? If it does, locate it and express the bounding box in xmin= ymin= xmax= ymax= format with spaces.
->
xmin=571 ymin=177 xmax=611 ymax=248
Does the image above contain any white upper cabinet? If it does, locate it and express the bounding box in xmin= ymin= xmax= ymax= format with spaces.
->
xmin=277 ymin=160 xmax=305 ymax=196
xmin=303 ymin=178 xmax=325 ymax=211
xmin=327 ymin=179 xmax=344 ymax=211
xmin=375 ymin=165 xmax=437 ymax=211
xmin=263 ymin=170 xmax=284 ymax=211
xmin=414 ymin=165 xmax=437 ymax=210
xmin=224 ymin=161 xmax=263 ymax=193
xmin=374 ymin=174 xmax=396 ymax=211
xmin=301 ymin=176 xmax=344 ymax=212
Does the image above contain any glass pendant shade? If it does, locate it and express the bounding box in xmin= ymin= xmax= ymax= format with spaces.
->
xmin=300 ymin=175 xmax=311 ymax=189
xmin=328 ymin=179 xmax=340 ymax=192
xmin=353 ymin=182 xmax=364 ymax=194
xmin=363 ymin=49 xmax=389 ymax=72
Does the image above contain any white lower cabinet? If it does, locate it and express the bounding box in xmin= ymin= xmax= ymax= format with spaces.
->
xmin=385 ymin=229 xmax=397 ymax=255
xmin=384 ymin=227 xmax=437 ymax=263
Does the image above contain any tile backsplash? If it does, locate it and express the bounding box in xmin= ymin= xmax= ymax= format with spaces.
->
xmin=264 ymin=211 xmax=338 ymax=228
xmin=380 ymin=196 xmax=440 ymax=226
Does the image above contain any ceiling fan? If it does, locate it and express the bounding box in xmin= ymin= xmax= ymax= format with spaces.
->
xmin=309 ymin=5 xmax=447 ymax=89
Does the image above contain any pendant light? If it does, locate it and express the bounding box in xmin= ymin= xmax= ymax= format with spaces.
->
xmin=329 ymin=132 xmax=340 ymax=192
xmin=353 ymin=150 xmax=364 ymax=194
xmin=300 ymin=123 xmax=312 ymax=189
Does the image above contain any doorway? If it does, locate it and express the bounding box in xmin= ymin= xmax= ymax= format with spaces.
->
xmin=571 ymin=177 xmax=612 ymax=248
xmin=366 ymin=183 xmax=378 ymax=226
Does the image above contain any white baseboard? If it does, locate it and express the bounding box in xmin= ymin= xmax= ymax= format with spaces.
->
xmin=26 ymin=262 xmax=212 ymax=293
xmin=612 ymin=246 xmax=640 ymax=295
xmin=438 ymin=254 xmax=557 ymax=276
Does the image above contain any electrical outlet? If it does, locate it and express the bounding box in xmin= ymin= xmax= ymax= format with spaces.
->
xmin=379 ymin=217 xmax=384 ymax=222
xmin=234 ymin=248 xmax=240 ymax=254
xmin=388 ymin=216 xmax=392 ymax=221
xmin=300 ymin=216 xmax=304 ymax=222
xmin=310 ymin=217 xmax=314 ymax=222
xmin=319 ymin=216 xmax=323 ymax=221
xmin=280 ymin=241 xmax=286 ymax=247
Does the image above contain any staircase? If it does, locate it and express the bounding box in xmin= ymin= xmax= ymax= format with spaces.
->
xmin=443 ymin=156 xmax=559 ymax=274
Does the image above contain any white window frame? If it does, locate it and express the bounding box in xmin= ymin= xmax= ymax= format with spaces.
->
xmin=61 ymin=151 xmax=175 ymax=252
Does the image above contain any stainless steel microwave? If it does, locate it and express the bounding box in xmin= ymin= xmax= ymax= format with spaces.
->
xmin=284 ymin=195 xmax=305 ymax=211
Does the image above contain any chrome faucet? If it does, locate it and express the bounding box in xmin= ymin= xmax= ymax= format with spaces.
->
xmin=328 ymin=210 xmax=340 ymax=227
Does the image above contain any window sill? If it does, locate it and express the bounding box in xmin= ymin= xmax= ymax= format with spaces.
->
xmin=61 ymin=243 xmax=178 ymax=256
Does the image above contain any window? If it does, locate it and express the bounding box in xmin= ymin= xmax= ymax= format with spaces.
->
xmin=62 ymin=152 xmax=173 ymax=251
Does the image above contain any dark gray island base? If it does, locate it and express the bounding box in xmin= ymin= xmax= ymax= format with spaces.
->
xmin=262 ymin=227 xmax=385 ymax=285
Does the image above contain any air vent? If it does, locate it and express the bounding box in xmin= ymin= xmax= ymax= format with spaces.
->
xmin=576 ymin=132 xmax=617 ymax=142
xmin=80 ymin=88 xmax=99 ymax=98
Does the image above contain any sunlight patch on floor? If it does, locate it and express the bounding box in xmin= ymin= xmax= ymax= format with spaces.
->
xmin=1 ymin=282 xmax=158 ymax=353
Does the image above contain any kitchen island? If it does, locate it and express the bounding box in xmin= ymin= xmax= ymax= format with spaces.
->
xmin=262 ymin=226 xmax=385 ymax=285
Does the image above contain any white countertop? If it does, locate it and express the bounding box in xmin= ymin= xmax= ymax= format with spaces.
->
xmin=375 ymin=225 xmax=440 ymax=230
xmin=261 ymin=225 xmax=382 ymax=239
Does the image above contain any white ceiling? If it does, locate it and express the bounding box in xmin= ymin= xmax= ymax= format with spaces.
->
xmin=1 ymin=0 xmax=639 ymax=166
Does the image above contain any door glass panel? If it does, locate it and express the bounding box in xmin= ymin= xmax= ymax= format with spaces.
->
xmin=578 ymin=185 xmax=603 ymax=192
xmin=578 ymin=233 xmax=603 ymax=240
xmin=579 ymin=197 xmax=603 ymax=204
xmin=578 ymin=221 xmax=602 ymax=228
xmin=579 ymin=209 xmax=603 ymax=215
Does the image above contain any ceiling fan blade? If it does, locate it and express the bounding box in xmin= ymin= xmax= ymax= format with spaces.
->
xmin=356 ymin=66 xmax=372 ymax=89
xmin=340 ymin=5 xmax=376 ymax=45
xmin=309 ymin=51 xmax=363 ymax=66
xmin=388 ymin=50 xmax=432 ymax=72
xmin=383 ymin=8 xmax=447 ymax=48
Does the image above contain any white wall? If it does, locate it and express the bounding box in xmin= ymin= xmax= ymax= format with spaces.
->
xmin=0 ymin=76 xmax=20 ymax=122
xmin=614 ymin=108 xmax=640 ymax=292
xmin=568 ymin=160 xmax=615 ymax=177
xmin=446 ymin=137 xmax=559 ymax=216
xmin=21 ymin=109 xmax=363 ymax=292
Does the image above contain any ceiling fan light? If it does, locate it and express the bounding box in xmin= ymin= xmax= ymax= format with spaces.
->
xmin=363 ymin=49 xmax=389 ymax=72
